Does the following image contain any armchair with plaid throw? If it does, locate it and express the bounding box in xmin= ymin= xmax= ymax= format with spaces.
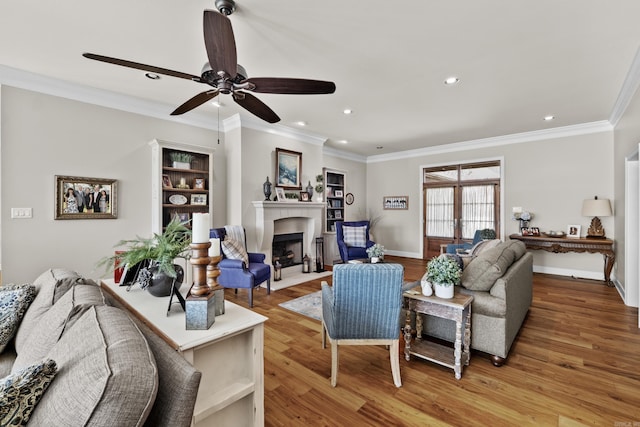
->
xmin=335 ymin=220 xmax=375 ymax=263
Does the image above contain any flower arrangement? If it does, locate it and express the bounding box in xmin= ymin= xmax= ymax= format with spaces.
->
xmin=425 ymin=255 xmax=461 ymax=287
xmin=366 ymin=243 xmax=385 ymax=258
xmin=512 ymin=211 xmax=532 ymax=221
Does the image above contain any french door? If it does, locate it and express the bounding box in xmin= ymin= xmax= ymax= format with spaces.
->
xmin=423 ymin=161 xmax=501 ymax=259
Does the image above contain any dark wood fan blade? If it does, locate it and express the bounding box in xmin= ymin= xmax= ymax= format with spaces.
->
xmin=244 ymin=78 xmax=336 ymax=94
xmin=170 ymin=91 xmax=219 ymax=116
xmin=82 ymin=53 xmax=202 ymax=82
xmin=233 ymin=92 xmax=280 ymax=123
xmin=203 ymin=10 xmax=237 ymax=78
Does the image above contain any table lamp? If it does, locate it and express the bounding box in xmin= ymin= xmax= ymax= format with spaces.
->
xmin=581 ymin=196 xmax=612 ymax=238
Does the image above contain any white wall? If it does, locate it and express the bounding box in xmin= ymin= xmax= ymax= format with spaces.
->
xmin=366 ymin=130 xmax=615 ymax=280
xmin=0 ymin=86 xmax=224 ymax=284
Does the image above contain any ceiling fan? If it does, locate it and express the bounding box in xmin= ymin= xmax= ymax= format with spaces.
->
xmin=82 ymin=1 xmax=336 ymax=123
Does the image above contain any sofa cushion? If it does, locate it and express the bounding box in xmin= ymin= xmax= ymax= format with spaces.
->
xmin=12 ymin=284 xmax=107 ymax=373
xmin=0 ymin=359 xmax=57 ymax=426
xmin=342 ymin=225 xmax=367 ymax=247
xmin=461 ymin=243 xmax=516 ymax=291
xmin=459 ymin=288 xmax=507 ymax=317
xmin=506 ymin=240 xmax=527 ymax=260
xmin=14 ymin=269 xmax=90 ymax=352
xmin=28 ymin=305 xmax=158 ymax=426
xmin=0 ymin=284 xmax=36 ymax=353
xmin=222 ymin=237 xmax=249 ymax=266
xmin=469 ymin=238 xmax=502 ymax=257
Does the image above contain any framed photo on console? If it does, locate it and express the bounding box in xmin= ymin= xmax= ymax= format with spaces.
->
xmin=567 ymin=224 xmax=581 ymax=238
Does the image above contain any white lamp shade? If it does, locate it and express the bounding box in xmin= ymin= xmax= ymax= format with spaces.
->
xmin=581 ymin=198 xmax=612 ymax=217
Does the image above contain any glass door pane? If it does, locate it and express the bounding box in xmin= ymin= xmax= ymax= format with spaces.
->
xmin=425 ymin=187 xmax=455 ymax=238
xmin=460 ymin=185 xmax=495 ymax=239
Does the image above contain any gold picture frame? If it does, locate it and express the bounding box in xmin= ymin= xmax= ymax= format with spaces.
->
xmin=55 ymin=175 xmax=118 ymax=220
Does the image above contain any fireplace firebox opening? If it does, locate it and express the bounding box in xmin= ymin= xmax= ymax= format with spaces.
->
xmin=272 ymin=232 xmax=303 ymax=268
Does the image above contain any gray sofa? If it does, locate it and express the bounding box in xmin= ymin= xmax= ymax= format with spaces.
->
xmin=413 ymin=240 xmax=533 ymax=366
xmin=0 ymin=268 xmax=201 ymax=426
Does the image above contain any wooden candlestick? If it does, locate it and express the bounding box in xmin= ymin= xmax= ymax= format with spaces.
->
xmin=189 ymin=242 xmax=211 ymax=296
xmin=207 ymin=255 xmax=222 ymax=289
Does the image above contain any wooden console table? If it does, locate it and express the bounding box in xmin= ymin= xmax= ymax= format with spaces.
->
xmin=509 ymin=234 xmax=615 ymax=286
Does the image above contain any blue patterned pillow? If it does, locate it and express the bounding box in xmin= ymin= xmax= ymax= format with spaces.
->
xmin=0 ymin=284 xmax=36 ymax=353
xmin=0 ymin=359 xmax=57 ymax=425
xmin=342 ymin=225 xmax=367 ymax=247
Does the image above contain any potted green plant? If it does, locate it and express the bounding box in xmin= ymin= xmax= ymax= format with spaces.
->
xmin=366 ymin=243 xmax=385 ymax=263
xmin=99 ymin=218 xmax=192 ymax=296
xmin=170 ymin=152 xmax=194 ymax=170
xmin=425 ymin=255 xmax=461 ymax=299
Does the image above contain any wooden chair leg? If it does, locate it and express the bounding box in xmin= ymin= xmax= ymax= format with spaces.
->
xmin=248 ymin=288 xmax=253 ymax=308
xmin=389 ymin=340 xmax=402 ymax=387
xmin=266 ymin=278 xmax=271 ymax=295
xmin=321 ymin=322 xmax=326 ymax=349
xmin=331 ymin=342 xmax=339 ymax=387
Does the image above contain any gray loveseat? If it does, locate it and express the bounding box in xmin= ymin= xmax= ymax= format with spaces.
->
xmin=0 ymin=268 xmax=201 ymax=426
xmin=415 ymin=240 xmax=533 ymax=366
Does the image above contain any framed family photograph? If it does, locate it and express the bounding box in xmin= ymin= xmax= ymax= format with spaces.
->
xmin=275 ymin=148 xmax=302 ymax=190
xmin=567 ymin=224 xmax=581 ymax=238
xmin=299 ymin=192 xmax=310 ymax=202
xmin=193 ymin=178 xmax=206 ymax=190
xmin=55 ymin=175 xmax=118 ymax=220
xmin=190 ymin=194 xmax=207 ymax=205
xmin=162 ymin=174 xmax=173 ymax=188
xmin=275 ymin=187 xmax=286 ymax=202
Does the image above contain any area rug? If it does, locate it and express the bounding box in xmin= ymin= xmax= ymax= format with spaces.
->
xmin=279 ymin=291 xmax=322 ymax=321
xmin=260 ymin=269 xmax=332 ymax=291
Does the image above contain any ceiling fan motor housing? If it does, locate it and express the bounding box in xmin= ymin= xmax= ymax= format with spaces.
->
xmin=215 ymin=0 xmax=236 ymax=16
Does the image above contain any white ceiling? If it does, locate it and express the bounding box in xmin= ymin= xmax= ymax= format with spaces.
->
xmin=2 ymin=0 xmax=640 ymax=157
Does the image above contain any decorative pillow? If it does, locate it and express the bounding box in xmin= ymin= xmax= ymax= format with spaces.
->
xmin=12 ymin=284 xmax=107 ymax=373
xmin=28 ymin=306 xmax=158 ymax=426
xmin=221 ymin=238 xmax=249 ymax=266
xmin=0 ymin=359 xmax=57 ymax=426
xmin=0 ymin=284 xmax=36 ymax=353
xmin=461 ymin=243 xmax=516 ymax=291
xmin=15 ymin=275 xmax=96 ymax=354
xmin=469 ymin=239 xmax=502 ymax=257
xmin=342 ymin=225 xmax=367 ymax=247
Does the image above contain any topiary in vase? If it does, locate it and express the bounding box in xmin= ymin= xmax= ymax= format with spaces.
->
xmin=425 ymin=255 xmax=461 ymax=299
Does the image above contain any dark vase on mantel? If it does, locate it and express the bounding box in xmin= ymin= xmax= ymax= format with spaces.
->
xmin=306 ymin=181 xmax=314 ymax=201
xmin=263 ymin=177 xmax=272 ymax=201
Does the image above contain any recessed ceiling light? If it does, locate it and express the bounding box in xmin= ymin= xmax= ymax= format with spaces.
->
xmin=544 ymin=115 xmax=555 ymax=121
xmin=145 ymin=73 xmax=160 ymax=80
xmin=343 ymin=109 xmax=353 ymax=115
xmin=337 ymin=139 xmax=348 ymax=144
xmin=296 ymin=121 xmax=307 ymax=126
xmin=211 ymin=101 xmax=224 ymax=107
xmin=444 ymin=77 xmax=459 ymax=85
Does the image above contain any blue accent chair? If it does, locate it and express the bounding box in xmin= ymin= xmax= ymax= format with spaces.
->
xmin=210 ymin=227 xmax=271 ymax=308
xmin=321 ymin=263 xmax=404 ymax=387
xmin=335 ymin=220 xmax=376 ymax=263
xmin=446 ymin=228 xmax=495 ymax=254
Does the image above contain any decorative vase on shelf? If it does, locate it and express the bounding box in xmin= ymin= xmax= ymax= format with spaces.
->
xmin=172 ymin=161 xmax=190 ymax=170
xmin=434 ymin=283 xmax=454 ymax=299
xmin=370 ymin=256 xmax=380 ymax=264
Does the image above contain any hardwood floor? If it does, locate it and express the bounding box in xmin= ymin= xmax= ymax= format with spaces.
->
xmin=224 ymin=256 xmax=640 ymax=426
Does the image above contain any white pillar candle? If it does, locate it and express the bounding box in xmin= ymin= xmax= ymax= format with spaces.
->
xmin=191 ymin=213 xmax=210 ymax=243
xmin=209 ymin=238 xmax=220 ymax=257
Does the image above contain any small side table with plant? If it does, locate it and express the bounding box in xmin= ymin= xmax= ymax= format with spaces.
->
xmin=425 ymin=255 xmax=461 ymax=299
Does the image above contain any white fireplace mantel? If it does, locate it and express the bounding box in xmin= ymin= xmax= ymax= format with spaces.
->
xmin=252 ymin=201 xmax=325 ymax=264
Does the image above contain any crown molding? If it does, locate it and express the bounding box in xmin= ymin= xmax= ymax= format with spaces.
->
xmin=609 ymin=46 xmax=640 ymax=127
xmin=223 ymin=113 xmax=327 ymax=146
xmin=366 ymin=120 xmax=613 ymax=163
xmin=322 ymin=146 xmax=367 ymax=163
xmin=0 ymin=65 xmax=220 ymax=131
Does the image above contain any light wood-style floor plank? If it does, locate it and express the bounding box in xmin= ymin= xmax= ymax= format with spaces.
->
xmin=223 ymin=256 xmax=640 ymax=426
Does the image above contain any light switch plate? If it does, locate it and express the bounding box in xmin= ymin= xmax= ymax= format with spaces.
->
xmin=11 ymin=208 xmax=32 ymax=218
